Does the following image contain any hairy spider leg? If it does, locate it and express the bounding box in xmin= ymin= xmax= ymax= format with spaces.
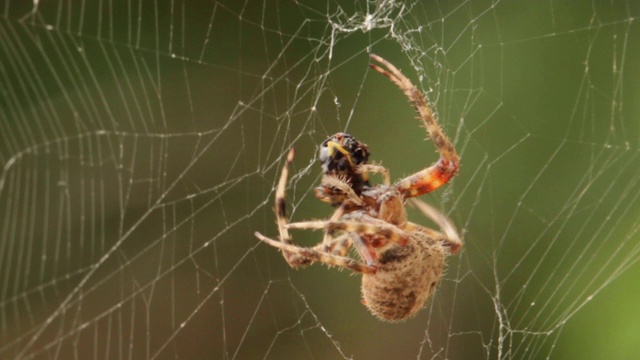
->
xmin=321 ymin=204 xmax=348 ymax=248
xmin=410 ymin=199 xmax=462 ymax=255
xmin=274 ymin=148 xmax=295 ymax=245
xmin=397 ymin=198 xmax=462 ymax=256
xmin=369 ymin=54 xmax=459 ymax=199
xmin=320 ymin=232 xmax=352 ymax=255
xmin=318 ymin=209 xmax=382 ymax=266
xmin=357 ymin=164 xmax=391 ymax=186
xmin=286 ymin=216 xmax=410 ymax=247
xmin=320 ymin=175 xmax=364 ymax=206
xmin=270 ymin=148 xmax=315 ymax=267
xmin=287 ymin=214 xmax=409 ymax=265
xmin=349 ymin=232 xmax=377 ymax=266
xmin=320 ymin=231 xmax=368 ymax=264
xmin=255 ymin=232 xmax=377 ymax=274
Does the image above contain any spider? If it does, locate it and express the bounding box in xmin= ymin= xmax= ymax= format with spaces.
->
xmin=255 ymin=54 xmax=461 ymax=322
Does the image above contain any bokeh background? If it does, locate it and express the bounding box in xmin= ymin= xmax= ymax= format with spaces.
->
xmin=1 ymin=1 xmax=639 ymax=359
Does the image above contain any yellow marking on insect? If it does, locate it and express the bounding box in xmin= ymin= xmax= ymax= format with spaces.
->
xmin=326 ymin=140 xmax=355 ymax=167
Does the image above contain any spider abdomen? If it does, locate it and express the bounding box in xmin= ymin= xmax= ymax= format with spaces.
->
xmin=361 ymin=233 xmax=445 ymax=322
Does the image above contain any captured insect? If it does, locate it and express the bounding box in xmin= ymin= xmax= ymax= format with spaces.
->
xmin=314 ymin=132 xmax=371 ymax=208
xmin=255 ymin=54 xmax=461 ymax=321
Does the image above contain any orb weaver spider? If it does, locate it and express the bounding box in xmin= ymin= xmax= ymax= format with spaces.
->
xmin=255 ymin=54 xmax=461 ymax=321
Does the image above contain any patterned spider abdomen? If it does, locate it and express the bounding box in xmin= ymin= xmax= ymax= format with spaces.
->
xmin=361 ymin=232 xmax=445 ymax=322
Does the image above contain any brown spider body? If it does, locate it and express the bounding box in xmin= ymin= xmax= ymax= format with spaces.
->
xmin=362 ymin=231 xmax=445 ymax=321
xmin=255 ymin=54 xmax=462 ymax=322
xmin=334 ymin=185 xmax=447 ymax=321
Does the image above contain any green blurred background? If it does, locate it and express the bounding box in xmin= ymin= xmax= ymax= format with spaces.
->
xmin=1 ymin=1 xmax=639 ymax=359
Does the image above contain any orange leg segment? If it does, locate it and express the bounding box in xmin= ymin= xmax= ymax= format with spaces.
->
xmin=395 ymin=158 xmax=458 ymax=198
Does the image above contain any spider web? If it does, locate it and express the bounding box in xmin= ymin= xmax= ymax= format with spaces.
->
xmin=1 ymin=1 xmax=639 ymax=359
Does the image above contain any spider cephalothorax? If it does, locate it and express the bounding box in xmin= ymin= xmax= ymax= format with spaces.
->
xmin=315 ymin=132 xmax=371 ymax=207
xmin=255 ymin=54 xmax=462 ymax=321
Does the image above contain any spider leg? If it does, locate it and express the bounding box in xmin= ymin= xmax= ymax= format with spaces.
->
xmin=321 ymin=204 xmax=348 ymax=248
xmin=349 ymin=232 xmax=377 ymax=266
xmin=318 ymin=175 xmax=364 ymax=207
xmin=408 ymin=198 xmax=462 ymax=254
xmin=274 ymin=148 xmax=295 ymax=245
xmin=319 ymin=232 xmax=351 ymax=255
xmin=287 ymin=217 xmax=410 ymax=247
xmin=255 ymin=232 xmax=377 ymax=274
xmin=287 ymin=213 xmax=410 ymax=265
xmin=356 ymin=164 xmax=390 ymax=186
xmin=267 ymin=148 xmax=315 ymax=268
xmin=318 ymin=231 xmax=375 ymax=265
xmin=394 ymin=160 xmax=458 ymax=199
xmin=369 ymin=54 xmax=459 ymax=199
